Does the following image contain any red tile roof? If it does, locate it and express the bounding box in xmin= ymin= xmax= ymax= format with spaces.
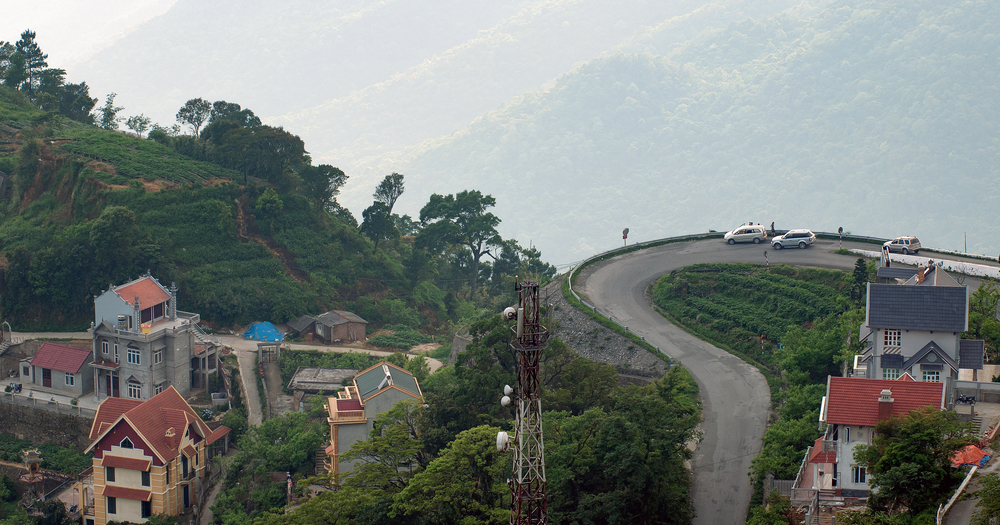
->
xmin=826 ymin=376 xmax=944 ymax=427
xmin=101 ymin=455 xmax=152 ymax=471
xmin=809 ymin=437 xmax=836 ymax=464
xmin=182 ymin=445 xmax=196 ymax=458
xmin=206 ymin=427 xmax=230 ymax=445
xmin=90 ymin=399 xmax=143 ymax=440
xmin=114 ymin=277 xmax=170 ymax=309
xmin=102 ymin=485 xmax=152 ymax=501
xmin=87 ymin=387 xmax=226 ymax=463
xmin=30 ymin=343 xmax=92 ymax=374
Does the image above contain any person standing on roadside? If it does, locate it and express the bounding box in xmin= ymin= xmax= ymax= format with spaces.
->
xmin=770 ymin=222 xmax=775 ymax=237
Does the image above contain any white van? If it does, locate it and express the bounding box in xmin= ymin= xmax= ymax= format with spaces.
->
xmin=724 ymin=224 xmax=768 ymax=245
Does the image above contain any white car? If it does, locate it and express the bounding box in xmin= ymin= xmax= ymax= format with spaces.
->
xmin=883 ymin=236 xmax=921 ymax=254
xmin=724 ymin=224 xmax=768 ymax=245
xmin=771 ymin=229 xmax=816 ymax=249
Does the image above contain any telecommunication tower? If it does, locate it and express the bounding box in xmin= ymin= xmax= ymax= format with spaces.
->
xmin=497 ymin=279 xmax=548 ymax=524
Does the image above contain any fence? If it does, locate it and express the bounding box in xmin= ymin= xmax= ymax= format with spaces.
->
xmin=0 ymin=392 xmax=96 ymax=418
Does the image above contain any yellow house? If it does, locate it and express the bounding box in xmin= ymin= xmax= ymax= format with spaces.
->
xmin=78 ymin=386 xmax=229 ymax=525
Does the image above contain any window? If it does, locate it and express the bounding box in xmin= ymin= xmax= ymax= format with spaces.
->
xmin=113 ymin=343 xmax=119 ymax=364
xmin=166 ymin=465 xmax=170 ymax=484
xmin=22 ymin=366 xmax=29 ymax=376
xmin=845 ymin=427 xmax=851 ymax=443
xmin=853 ymin=466 xmax=867 ymax=484
xmin=141 ymin=470 xmax=150 ymax=487
xmin=127 ymin=381 xmax=141 ymax=399
xmin=65 ymin=374 xmax=75 ymax=386
xmin=141 ymin=500 xmax=151 ymax=518
xmin=923 ymin=370 xmax=941 ymax=382
xmin=883 ymin=329 xmax=901 ymax=347
xmin=107 ymin=496 xmax=117 ymax=514
xmin=154 ymin=384 xmax=164 ymax=395
xmin=102 ymin=341 xmax=109 ymax=354
xmin=120 ymin=437 xmax=133 ymax=449
xmin=882 ymin=368 xmax=901 ymax=380
xmin=106 ymin=467 xmax=116 ymax=482
xmin=154 ymin=349 xmax=162 ymax=365
xmin=127 ymin=347 xmax=140 ymax=365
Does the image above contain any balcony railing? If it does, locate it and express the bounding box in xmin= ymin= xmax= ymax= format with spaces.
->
xmin=329 ymin=410 xmax=366 ymax=422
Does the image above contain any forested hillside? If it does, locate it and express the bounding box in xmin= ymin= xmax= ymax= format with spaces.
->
xmin=0 ymin=80 xmax=554 ymax=330
xmin=393 ymin=0 xmax=1000 ymax=260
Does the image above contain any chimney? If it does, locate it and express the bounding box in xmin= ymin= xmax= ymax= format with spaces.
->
xmin=165 ymin=427 xmax=176 ymax=449
xmin=916 ymin=267 xmax=926 ymax=283
xmin=878 ymin=389 xmax=894 ymax=422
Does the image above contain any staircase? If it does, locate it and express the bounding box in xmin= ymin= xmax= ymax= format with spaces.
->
xmin=191 ymin=323 xmax=219 ymax=345
xmin=314 ymin=447 xmax=328 ymax=476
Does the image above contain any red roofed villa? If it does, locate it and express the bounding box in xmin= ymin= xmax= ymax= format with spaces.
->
xmin=792 ymin=375 xmax=944 ymax=501
xmin=75 ymin=386 xmax=229 ymax=525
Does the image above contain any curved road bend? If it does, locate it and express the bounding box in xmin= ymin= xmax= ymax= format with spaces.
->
xmin=576 ymin=238 xmax=912 ymax=525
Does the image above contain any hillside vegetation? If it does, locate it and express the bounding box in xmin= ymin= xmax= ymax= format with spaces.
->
xmin=0 ymin=82 xmax=554 ymax=330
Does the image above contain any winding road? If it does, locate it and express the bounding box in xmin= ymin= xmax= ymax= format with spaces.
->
xmin=574 ymin=237 xmax=960 ymax=524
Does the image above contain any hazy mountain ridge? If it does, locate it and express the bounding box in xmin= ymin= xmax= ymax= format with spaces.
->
xmin=389 ymin=0 xmax=1000 ymax=262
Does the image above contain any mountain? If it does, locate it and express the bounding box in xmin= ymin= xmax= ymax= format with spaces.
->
xmin=74 ymin=0 xmax=807 ymax=221
xmin=386 ymin=0 xmax=1000 ymax=262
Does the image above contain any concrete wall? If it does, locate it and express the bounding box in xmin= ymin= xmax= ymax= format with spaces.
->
xmin=0 ymin=401 xmax=93 ymax=449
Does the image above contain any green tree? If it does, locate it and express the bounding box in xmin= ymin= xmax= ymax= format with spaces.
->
xmin=176 ymin=97 xmax=211 ymax=136
xmin=341 ymin=399 xmax=426 ymax=491
xmin=373 ymin=172 xmax=405 ymax=214
xmin=14 ymin=30 xmax=46 ymax=96
xmin=972 ymin=473 xmax=1000 ymax=525
xmin=417 ymin=190 xmax=502 ymax=291
xmin=855 ymin=407 xmax=975 ymax=514
xmin=360 ymin=202 xmax=397 ymax=252
xmin=89 ymin=206 xmax=140 ymax=283
xmin=2 ymin=51 xmax=27 ymax=90
xmin=254 ymin=188 xmax=284 ymax=234
xmin=125 ymin=114 xmax=152 ymax=138
xmin=96 ymin=92 xmax=124 ymax=130
xmin=209 ymin=100 xmax=261 ymax=127
xmin=298 ymin=164 xmax=347 ymax=210
xmin=390 ymin=425 xmax=509 ymax=524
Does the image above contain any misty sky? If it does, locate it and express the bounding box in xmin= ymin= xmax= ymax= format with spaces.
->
xmin=1 ymin=1 xmax=175 ymax=68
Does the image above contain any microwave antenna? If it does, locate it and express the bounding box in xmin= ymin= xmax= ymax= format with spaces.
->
xmin=497 ymin=278 xmax=549 ymax=524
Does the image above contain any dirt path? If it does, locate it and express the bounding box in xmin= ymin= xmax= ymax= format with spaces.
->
xmin=234 ymin=195 xmax=309 ymax=283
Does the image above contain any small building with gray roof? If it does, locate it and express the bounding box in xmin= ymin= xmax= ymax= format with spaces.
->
xmin=286 ymin=310 xmax=368 ymax=343
xmin=323 ymin=361 xmax=422 ymax=476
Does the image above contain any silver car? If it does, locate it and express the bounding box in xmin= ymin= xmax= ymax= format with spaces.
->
xmin=884 ymin=236 xmax=921 ymax=254
xmin=771 ymin=229 xmax=816 ymax=249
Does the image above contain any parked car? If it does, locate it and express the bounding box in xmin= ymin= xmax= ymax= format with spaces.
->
xmin=771 ymin=229 xmax=816 ymax=249
xmin=883 ymin=236 xmax=921 ymax=254
xmin=724 ymin=224 xmax=768 ymax=245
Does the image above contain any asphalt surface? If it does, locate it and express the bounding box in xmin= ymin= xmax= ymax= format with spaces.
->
xmin=575 ymin=238 xmax=944 ymax=525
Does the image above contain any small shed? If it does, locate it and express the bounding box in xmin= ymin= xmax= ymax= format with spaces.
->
xmin=288 ymin=311 xmax=367 ymax=343
xmin=286 ymin=367 xmax=358 ymax=411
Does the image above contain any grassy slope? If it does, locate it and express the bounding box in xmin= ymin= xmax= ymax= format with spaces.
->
xmin=0 ymin=89 xmax=394 ymax=328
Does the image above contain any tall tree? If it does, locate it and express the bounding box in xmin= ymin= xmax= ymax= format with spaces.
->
xmin=176 ymin=97 xmax=211 ymax=136
xmin=14 ymin=30 xmax=47 ymax=96
xmin=854 ymin=407 xmax=975 ymax=515
xmin=96 ymin=92 xmax=124 ymax=130
xmin=374 ymin=172 xmax=405 ymax=214
xmin=209 ymin=100 xmax=261 ymax=127
xmin=298 ymin=164 xmax=347 ymax=209
xmin=417 ymin=190 xmax=502 ymax=291
xmin=360 ymin=202 xmax=397 ymax=252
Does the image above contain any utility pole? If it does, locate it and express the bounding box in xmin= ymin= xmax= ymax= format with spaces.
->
xmin=498 ymin=279 xmax=549 ymax=524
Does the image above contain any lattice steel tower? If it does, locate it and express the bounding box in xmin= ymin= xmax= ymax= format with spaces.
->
xmin=506 ymin=279 xmax=549 ymax=524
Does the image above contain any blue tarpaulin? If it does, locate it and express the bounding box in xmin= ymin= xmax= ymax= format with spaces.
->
xmin=243 ymin=321 xmax=284 ymax=342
